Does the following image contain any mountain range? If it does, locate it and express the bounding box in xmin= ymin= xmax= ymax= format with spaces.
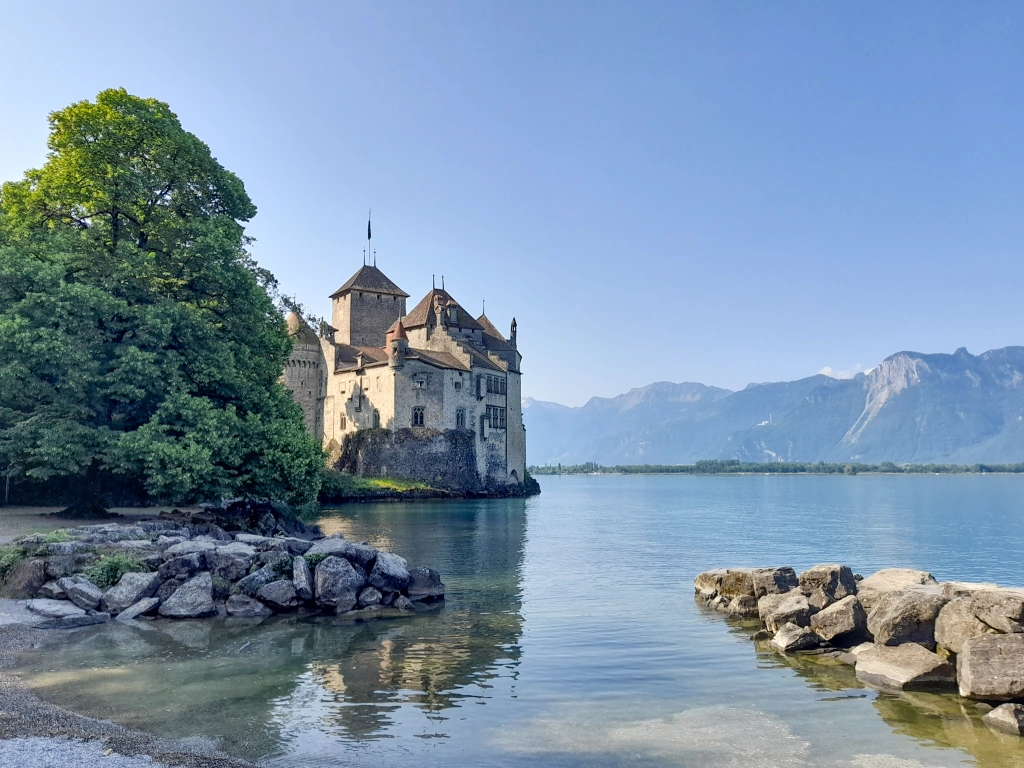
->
xmin=522 ymin=346 xmax=1024 ymax=466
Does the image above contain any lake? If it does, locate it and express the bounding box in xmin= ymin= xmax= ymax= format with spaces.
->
xmin=15 ymin=475 xmax=1024 ymax=766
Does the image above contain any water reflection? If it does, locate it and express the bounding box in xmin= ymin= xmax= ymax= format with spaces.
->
xmin=16 ymin=499 xmax=528 ymax=759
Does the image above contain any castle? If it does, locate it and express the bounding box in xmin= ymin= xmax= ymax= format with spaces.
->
xmin=282 ymin=263 xmax=526 ymax=490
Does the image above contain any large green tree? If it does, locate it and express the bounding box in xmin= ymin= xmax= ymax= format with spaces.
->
xmin=0 ymin=89 xmax=323 ymax=510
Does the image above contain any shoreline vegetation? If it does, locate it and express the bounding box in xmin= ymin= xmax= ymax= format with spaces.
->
xmin=529 ymin=460 xmax=1024 ymax=476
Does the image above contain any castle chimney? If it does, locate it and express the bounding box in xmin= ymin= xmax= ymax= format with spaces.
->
xmin=510 ymin=317 xmax=517 ymax=348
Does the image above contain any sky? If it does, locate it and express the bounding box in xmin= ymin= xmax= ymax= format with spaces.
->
xmin=2 ymin=2 xmax=1023 ymax=406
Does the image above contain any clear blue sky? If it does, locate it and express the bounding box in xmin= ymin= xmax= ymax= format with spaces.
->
xmin=2 ymin=2 xmax=1022 ymax=405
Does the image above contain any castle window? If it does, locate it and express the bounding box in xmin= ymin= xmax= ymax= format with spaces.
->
xmin=454 ymin=380 xmax=462 ymax=391
xmin=412 ymin=407 xmax=424 ymax=427
xmin=339 ymin=416 xmax=347 ymax=430
xmin=456 ymin=409 xmax=465 ymax=428
xmin=414 ymin=379 xmax=425 ymax=389
xmin=486 ymin=405 xmax=507 ymax=429
xmin=377 ymin=294 xmax=381 ymax=301
xmin=373 ymin=409 xmax=380 ymax=428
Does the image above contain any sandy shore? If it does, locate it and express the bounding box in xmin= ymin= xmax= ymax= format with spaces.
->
xmin=0 ymin=601 xmax=259 ymax=767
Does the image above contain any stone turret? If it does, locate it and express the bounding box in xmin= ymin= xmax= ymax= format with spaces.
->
xmin=329 ymin=265 xmax=409 ymax=347
xmin=387 ymin=320 xmax=408 ymax=369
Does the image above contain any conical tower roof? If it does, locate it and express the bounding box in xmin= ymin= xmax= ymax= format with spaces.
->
xmin=329 ymin=265 xmax=409 ymax=299
xmin=286 ymin=311 xmax=320 ymax=345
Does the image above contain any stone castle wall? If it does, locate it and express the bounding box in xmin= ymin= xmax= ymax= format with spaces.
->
xmin=332 ymin=292 xmax=406 ymax=347
xmin=337 ymin=427 xmax=483 ymax=491
xmin=282 ymin=339 xmax=324 ymax=435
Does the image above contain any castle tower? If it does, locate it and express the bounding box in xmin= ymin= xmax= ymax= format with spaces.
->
xmin=329 ymin=265 xmax=409 ymax=347
xmin=283 ymin=311 xmax=324 ymax=435
xmin=386 ymin=320 xmax=408 ymax=368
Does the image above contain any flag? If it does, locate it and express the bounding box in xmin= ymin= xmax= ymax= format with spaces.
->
xmin=367 ymin=215 xmax=371 ymax=241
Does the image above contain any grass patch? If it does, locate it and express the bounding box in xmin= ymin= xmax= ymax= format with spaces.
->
xmin=40 ymin=529 xmax=70 ymax=543
xmin=85 ymin=554 xmax=148 ymax=588
xmin=319 ymin=469 xmax=439 ymax=502
xmin=304 ymin=552 xmax=328 ymax=570
xmin=0 ymin=545 xmax=26 ymax=581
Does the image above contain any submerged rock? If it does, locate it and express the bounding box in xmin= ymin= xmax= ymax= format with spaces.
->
xmin=26 ymin=599 xmax=85 ymax=619
xmin=958 ymin=633 xmax=1024 ymax=701
xmin=358 ymin=586 xmax=383 ymax=607
xmin=867 ymin=590 xmax=948 ymax=649
xmin=855 ymin=644 xmax=956 ymax=691
xmin=983 ymin=703 xmax=1024 ymax=736
xmin=225 ymin=594 xmax=273 ymax=618
xmin=116 ymin=597 xmax=160 ymax=621
xmin=158 ymin=572 xmax=217 ymax=619
xmin=407 ymin=567 xmax=445 ymax=602
xmin=34 ymin=612 xmax=110 ymax=629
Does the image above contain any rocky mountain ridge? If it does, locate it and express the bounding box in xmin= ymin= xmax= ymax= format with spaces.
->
xmin=523 ymin=346 xmax=1024 ymax=465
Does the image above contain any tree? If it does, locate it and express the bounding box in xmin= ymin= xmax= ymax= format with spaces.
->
xmin=0 ymin=89 xmax=323 ymax=512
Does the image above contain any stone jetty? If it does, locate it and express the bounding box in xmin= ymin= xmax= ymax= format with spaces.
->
xmin=4 ymin=512 xmax=444 ymax=628
xmin=695 ymin=564 xmax=1024 ymax=735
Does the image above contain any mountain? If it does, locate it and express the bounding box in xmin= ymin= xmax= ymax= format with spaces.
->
xmin=523 ymin=346 xmax=1024 ymax=465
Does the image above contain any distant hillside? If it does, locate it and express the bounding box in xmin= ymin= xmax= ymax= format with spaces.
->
xmin=523 ymin=346 xmax=1024 ymax=465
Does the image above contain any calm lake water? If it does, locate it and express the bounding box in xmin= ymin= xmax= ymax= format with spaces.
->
xmin=15 ymin=475 xmax=1024 ymax=767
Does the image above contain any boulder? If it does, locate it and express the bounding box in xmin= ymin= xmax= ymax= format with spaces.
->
xmin=303 ymin=535 xmax=349 ymax=558
xmin=158 ymin=553 xmax=205 ymax=581
xmin=807 ymin=588 xmax=835 ymax=611
xmin=958 ymin=633 xmax=1024 ymax=701
xmin=867 ymin=590 xmax=948 ymax=649
xmin=935 ymin=597 xmax=997 ymax=654
xmin=3 ymin=558 xmax=47 ymax=598
xmin=158 ymin=572 xmax=217 ymax=619
xmin=234 ymin=564 xmax=278 ymax=597
xmin=206 ymin=542 xmax=256 ymax=581
xmin=710 ymin=595 xmax=730 ymax=611
xmin=36 ymin=581 xmax=65 ymax=600
xmin=857 ymin=568 xmax=937 ymax=611
xmin=369 ymin=552 xmax=411 ymax=593
xmin=855 ymin=644 xmax=956 ymax=691
xmin=751 ymin=567 xmax=799 ymax=599
xmin=44 ymin=554 xmax=90 ymax=580
xmin=57 ymin=576 xmax=103 ymax=610
xmin=392 ymin=595 xmax=414 ymax=611
xmin=810 ymin=596 xmax=867 ymax=644
xmin=156 ymin=577 xmax=186 ymax=601
xmin=162 ymin=540 xmax=217 ymax=560
xmin=760 ymin=593 xmax=814 ymax=633
xmin=694 ymin=568 xmax=754 ymax=598
xmin=26 ymin=599 xmax=86 ymax=619
xmin=155 ymin=535 xmax=188 ymax=551
xmin=232 ymin=533 xmax=285 ymax=550
xmin=315 ymin=556 xmax=365 ymax=612
xmin=100 ymin=571 xmax=161 ymax=615
xmin=771 ymin=622 xmax=820 ymax=652
xmin=799 ymin=564 xmax=857 ymax=600
xmin=276 ymin=537 xmax=316 ymax=555
xmin=34 ymin=612 xmax=110 ymax=629
xmin=116 ymin=597 xmax=160 ymax=621
xmin=971 ymin=589 xmax=1024 ymax=634
xmin=696 ymin=587 xmax=717 ymax=603
xmin=225 ymin=594 xmax=273 ymax=618
xmin=257 ymin=579 xmax=301 ymax=610
xmin=293 ymin=556 xmax=314 ymax=601
xmin=115 ymin=540 xmax=156 ymax=551
xmin=406 ymin=567 xmax=445 ymax=602
xmin=358 ymin=586 xmax=383 ymax=607
xmin=940 ymin=581 xmax=998 ymax=599
xmin=983 ymin=703 xmax=1024 ymax=736
xmin=188 ymin=523 xmax=232 ymax=542
xmin=727 ymin=595 xmax=759 ymax=618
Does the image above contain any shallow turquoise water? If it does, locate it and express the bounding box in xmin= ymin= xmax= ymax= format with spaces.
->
xmin=16 ymin=475 xmax=1024 ymax=766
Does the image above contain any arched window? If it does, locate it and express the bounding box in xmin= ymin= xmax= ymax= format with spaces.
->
xmin=412 ymin=407 xmax=424 ymax=427
xmin=373 ymin=409 xmax=380 ymax=428
xmin=456 ymin=409 xmax=465 ymax=428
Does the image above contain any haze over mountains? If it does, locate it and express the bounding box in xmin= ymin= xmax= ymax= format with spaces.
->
xmin=523 ymin=347 xmax=1024 ymax=466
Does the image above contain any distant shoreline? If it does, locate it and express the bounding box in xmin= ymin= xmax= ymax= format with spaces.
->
xmin=529 ymin=460 xmax=1024 ymax=476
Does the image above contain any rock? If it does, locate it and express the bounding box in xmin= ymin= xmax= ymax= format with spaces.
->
xmin=406 ymin=567 xmax=445 ymax=602
xmin=300 ymin=536 xmax=373 ymax=565
xmin=694 ymin=568 xmax=755 ymax=598
xmin=158 ymin=572 xmax=217 ymax=618
xmin=257 ymin=579 xmax=301 ymax=610
xmin=807 ymin=588 xmax=834 ymax=611
xmin=315 ymin=556 xmax=365 ymax=612
xmin=771 ymin=622 xmax=820 ymax=652
xmin=207 ymin=542 xmax=256 ymax=581
xmin=293 ymin=556 xmax=314 ymax=601
xmin=302 ymin=534 xmax=347 ymax=557
xmin=26 ymin=599 xmax=86 ymax=619
xmin=57 ymin=576 xmax=103 ymax=610
xmin=958 ymin=634 xmax=1024 ymax=701
xmin=369 ymin=552 xmax=411 ymax=593
xmin=971 ymin=589 xmax=1024 ymax=634
xmin=857 ymin=568 xmax=937 ymax=611
xmin=116 ymin=597 xmax=160 ymax=621
xmin=44 ymin=554 xmax=90 ymax=580
xmin=225 ymin=594 xmax=273 ymax=617
xmin=710 ymin=595 xmax=730 ymax=611
xmin=867 ymin=590 xmax=948 ymax=649
xmin=158 ymin=553 xmax=205 ymax=581
xmin=983 ymin=703 xmax=1024 ymax=736
xmin=188 ymin=523 xmax=232 ymax=542
xmin=156 ymin=577 xmax=186 ymax=601
xmin=162 ymin=540 xmax=217 ymax=560
xmin=232 ymin=533 xmax=284 ymax=550
xmin=392 ymin=595 xmax=414 ymax=611
xmin=810 ymin=596 xmax=868 ymax=644
xmin=940 ymin=581 xmax=999 ymax=599
xmin=100 ymin=571 xmax=162 ymax=615
xmin=760 ymin=593 xmax=814 ymax=633
xmin=750 ymin=629 xmax=773 ymax=641
xmin=799 ymin=564 xmax=858 ymax=600
xmin=234 ymin=564 xmax=278 ymax=597
xmin=34 ymin=612 xmax=110 ymax=629
xmin=155 ymin=535 xmax=188 ymax=551
xmin=855 ymin=644 xmax=956 ymax=691
xmin=3 ymin=558 xmax=47 ymax=598
xmin=750 ymin=567 xmax=799 ymax=599
xmin=696 ymin=587 xmax=717 ymax=603
xmin=728 ymin=595 xmax=759 ymax=618
xmin=276 ymin=537 xmax=315 ymax=555
xmin=36 ymin=581 xmax=65 ymax=600
xmin=141 ymin=554 xmax=164 ymax=571
xmin=358 ymin=586 xmax=383 ymax=607
xmin=41 ymin=541 xmax=85 ymax=556
xmin=115 ymin=540 xmax=156 ymax=551
xmin=935 ymin=597 xmax=997 ymax=654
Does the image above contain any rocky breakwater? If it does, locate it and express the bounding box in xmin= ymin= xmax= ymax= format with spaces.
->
xmin=695 ymin=565 xmax=1024 ymax=737
xmin=3 ymin=520 xmax=445 ymax=629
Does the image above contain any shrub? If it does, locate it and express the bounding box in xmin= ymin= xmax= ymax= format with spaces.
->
xmin=304 ymin=552 xmax=328 ymax=570
xmin=41 ymin=530 xmax=70 ymax=543
xmin=0 ymin=546 xmax=26 ymax=581
xmin=268 ymin=554 xmax=293 ymax=577
xmin=85 ymin=555 xmax=148 ymax=588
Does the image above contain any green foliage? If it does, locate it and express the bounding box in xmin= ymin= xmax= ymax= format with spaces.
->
xmin=529 ymin=461 xmax=1024 ymax=475
xmin=0 ymin=89 xmax=324 ymax=507
xmin=0 ymin=545 xmax=26 ymax=581
xmin=318 ymin=468 xmax=437 ymax=502
xmin=304 ymin=552 xmax=328 ymax=570
xmin=40 ymin=529 xmax=70 ymax=543
xmin=268 ymin=553 xmax=293 ymax=577
xmin=84 ymin=554 xmax=148 ymax=588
